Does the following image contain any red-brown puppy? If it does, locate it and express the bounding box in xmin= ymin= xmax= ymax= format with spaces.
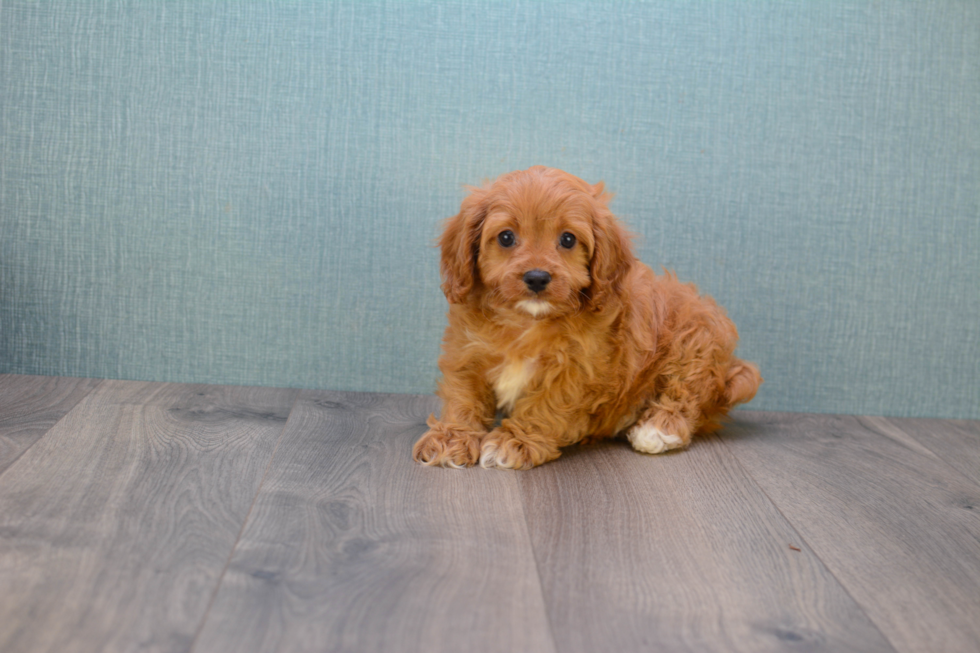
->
xmin=413 ymin=166 xmax=761 ymax=469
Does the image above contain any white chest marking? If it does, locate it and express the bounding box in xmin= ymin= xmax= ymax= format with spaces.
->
xmin=493 ymin=358 xmax=536 ymax=412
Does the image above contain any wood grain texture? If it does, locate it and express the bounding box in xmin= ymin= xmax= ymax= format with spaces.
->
xmin=722 ymin=412 xmax=980 ymax=653
xmin=866 ymin=416 xmax=980 ymax=488
xmin=194 ymin=390 xmax=556 ymax=653
xmin=517 ymin=435 xmax=894 ymax=653
xmin=0 ymin=379 xmax=297 ymax=653
xmin=3 ymin=379 xmax=977 ymax=653
xmin=0 ymin=374 xmax=101 ymax=475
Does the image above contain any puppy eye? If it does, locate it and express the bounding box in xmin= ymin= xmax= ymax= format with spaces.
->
xmin=498 ymin=230 xmax=516 ymax=248
xmin=559 ymin=232 xmax=577 ymax=249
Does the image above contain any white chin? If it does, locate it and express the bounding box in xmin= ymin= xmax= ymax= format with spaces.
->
xmin=515 ymin=299 xmax=553 ymax=317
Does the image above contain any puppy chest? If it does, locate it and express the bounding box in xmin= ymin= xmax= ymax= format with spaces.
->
xmin=492 ymin=357 xmax=537 ymax=413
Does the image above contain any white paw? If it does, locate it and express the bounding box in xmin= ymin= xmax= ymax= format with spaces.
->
xmin=479 ymin=440 xmax=502 ymax=469
xmin=627 ymin=423 xmax=684 ymax=454
xmin=479 ymin=439 xmax=523 ymax=469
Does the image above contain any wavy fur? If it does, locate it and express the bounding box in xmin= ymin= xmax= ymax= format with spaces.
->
xmin=414 ymin=166 xmax=761 ymax=469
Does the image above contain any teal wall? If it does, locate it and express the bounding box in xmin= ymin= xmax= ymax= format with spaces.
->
xmin=1 ymin=1 xmax=978 ymax=418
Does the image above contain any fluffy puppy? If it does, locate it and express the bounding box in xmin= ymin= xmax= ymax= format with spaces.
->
xmin=413 ymin=166 xmax=761 ymax=469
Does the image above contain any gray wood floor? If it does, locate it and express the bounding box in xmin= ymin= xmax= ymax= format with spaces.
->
xmin=0 ymin=374 xmax=977 ymax=653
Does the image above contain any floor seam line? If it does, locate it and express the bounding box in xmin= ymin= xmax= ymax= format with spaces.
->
xmin=188 ymin=388 xmax=302 ymax=652
xmin=515 ymin=471 xmax=562 ymax=653
xmin=715 ymin=425 xmax=900 ymax=653
xmin=0 ymin=377 xmax=104 ymax=482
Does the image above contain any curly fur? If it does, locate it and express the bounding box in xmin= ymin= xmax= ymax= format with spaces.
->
xmin=413 ymin=166 xmax=761 ymax=469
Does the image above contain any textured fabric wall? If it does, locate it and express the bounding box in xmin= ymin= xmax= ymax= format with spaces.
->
xmin=1 ymin=1 xmax=977 ymax=418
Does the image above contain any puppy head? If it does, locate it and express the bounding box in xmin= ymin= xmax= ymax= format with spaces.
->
xmin=439 ymin=166 xmax=633 ymax=315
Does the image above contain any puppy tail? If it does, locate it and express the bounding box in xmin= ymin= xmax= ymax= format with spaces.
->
xmin=723 ymin=359 xmax=762 ymax=409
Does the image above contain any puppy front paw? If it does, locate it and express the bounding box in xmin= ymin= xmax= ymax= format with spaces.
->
xmin=480 ymin=425 xmax=559 ymax=470
xmin=412 ymin=419 xmax=483 ymax=468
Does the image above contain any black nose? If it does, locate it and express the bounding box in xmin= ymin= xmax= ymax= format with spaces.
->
xmin=523 ymin=269 xmax=551 ymax=294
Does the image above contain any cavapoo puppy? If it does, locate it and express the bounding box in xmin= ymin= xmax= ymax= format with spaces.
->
xmin=413 ymin=166 xmax=761 ymax=469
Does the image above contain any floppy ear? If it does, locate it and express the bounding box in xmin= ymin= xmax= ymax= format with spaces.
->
xmin=588 ymin=185 xmax=634 ymax=311
xmin=439 ymin=186 xmax=489 ymax=304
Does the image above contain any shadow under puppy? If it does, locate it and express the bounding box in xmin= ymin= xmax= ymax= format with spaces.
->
xmin=414 ymin=166 xmax=761 ymax=470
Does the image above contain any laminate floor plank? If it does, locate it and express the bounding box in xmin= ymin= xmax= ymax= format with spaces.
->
xmin=194 ymin=390 xmax=556 ymax=653
xmin=517 ymin=434 xmax=894 ymax=653
xmin=0 ymin=374 xmax=102 ymax=475
xmin=0 ymin=379 xmax=298 ymax=653
xmin=862 ymin=416 xmax=980 ymax=488
xmin=722 ymin=412 xmax=980 ymax=653
xmin=4 ymin=378 xmax=976 ymax=652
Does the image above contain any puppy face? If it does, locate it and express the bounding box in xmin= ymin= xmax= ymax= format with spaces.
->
xmin=477 ymin=180 xmax=594 ymax=317
xmin=440 ymin=166 xmax=633 ymax=315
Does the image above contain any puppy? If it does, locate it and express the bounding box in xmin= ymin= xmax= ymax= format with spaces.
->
xmin=413 ymin=166 xmax=761 ymax=469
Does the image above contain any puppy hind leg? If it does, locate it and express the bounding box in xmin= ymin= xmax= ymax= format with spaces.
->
xmin=627 ymin=395 xmax=699 ymax=455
